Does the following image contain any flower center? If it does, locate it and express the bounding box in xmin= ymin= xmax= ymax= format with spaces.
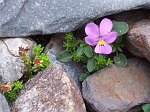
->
xmin=98 ymin=40 xmax=105 ymax=45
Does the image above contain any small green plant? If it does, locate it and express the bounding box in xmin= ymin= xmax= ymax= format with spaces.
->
xmin=32 ymin=44 xmax=50 ymax=73
xmin=19 ymin=44 xmax=51 ymax=78
xmin=19 ymin=47 xmax=32 ymax=78
xmin=142 ymin=104 xmax=150 ymax=112
xmin=2 ymin=81 xmax=23 ymax=103
xmin=58 ymin=18 xmax=129 ymax=81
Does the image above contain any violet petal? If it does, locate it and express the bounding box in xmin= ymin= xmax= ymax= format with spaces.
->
xmin=94 ymin=43 xmax=112 ymax=54
xmin=85 ymin=23 xmax=99 ymax=37
xmin=100 ymin=18 xmax=113 ymax=36
xmin=102 ymin=32 xmax=117 ymax=44
xmin=85 ymin=36 xmax=99 ymax=46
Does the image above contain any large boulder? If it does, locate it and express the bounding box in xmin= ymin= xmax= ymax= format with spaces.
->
xmin=0 ymin=38 xmax=34 ymax=83
xmin=0 ymin=93 xmax=10 ymax=112
xmin=0 ymin=0 xmax=150 ymax=37
xmin=11 ymin=64 xmax=86 ymax=112
xmin=82 ymin=58 xmax=150 ymax=112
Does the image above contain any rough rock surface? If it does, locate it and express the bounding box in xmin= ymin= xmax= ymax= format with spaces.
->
xmin=0 ymin=38 xmax=34 ymax=83
xmin=0 ymin=93 xmax=10 ymax=112
xmin=110 ymin=9 xmax=150 ymax=61
xmin=45 ymin=34 xmax=83 ymax=88
xmin=0 ymin=0 xmax=150 ymax=37
xmin=82 ymin=58 xmax=150 ymax=112
xmin=125 ymin=20 xmax=150 ymax=61
xmin=11 ymin=64 xmax=86 ymax=112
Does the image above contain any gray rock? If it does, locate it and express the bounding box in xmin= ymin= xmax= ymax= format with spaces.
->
xmin=0 ymin=38 xmax=34 ymax=83
xmin=0 ymin=0 xmax=150 ymax=37
xmin=45 ymin=34 xmax=83 ymax=88
xmin=0 ymin=93 xmax=10 ymax=112
xmin=11 ymin=64 xmax=86 ymax=112
xmin=82 ymin=58 xmax=150 ymax=112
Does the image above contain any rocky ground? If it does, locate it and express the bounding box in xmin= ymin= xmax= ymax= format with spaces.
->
xmin=0 ymin=1 xmax=150 ymax=112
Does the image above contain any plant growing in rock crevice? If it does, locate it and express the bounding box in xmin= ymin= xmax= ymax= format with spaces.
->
xmin=0 ymin=81 xmax=23 ymax=103
xmin=58 ymin=18 xmax=129 ymax=81
xmin=19 ymin=44 xmax=51 ymax=78
xmin=4 ymin=81 xmax=23 ymax=103
xmin=0 ymin=44 xmax=51 ymax=103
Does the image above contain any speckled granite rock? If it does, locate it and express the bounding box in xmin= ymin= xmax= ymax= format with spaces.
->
xmin=82 ymin=58 xmax=150 ymax=112
xmin=11 ymin=64 xmax=86 ymax=112
xmin=45 ymin=34 xmax=83 ymax=88
xmin=0 ymin=0 xmax=150 ymax=37
xmin=0 ymin=93 xmax=10 ymax=112
xmin=0 ymin=38 xmax=34 ymax=83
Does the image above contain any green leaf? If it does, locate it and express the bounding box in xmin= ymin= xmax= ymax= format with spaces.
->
xmin=114 ymin=53 xmax=127 ymax=67
xmin=121 ymin=44 xmax=124 ymax=47
xmin=79 ymin=72 xmax=90 ymax=81
xmin=87 ymin=57 xmax=96 ymax=72
xmin=80 ymin=42 xmax=86 ymax=47
xmin=83 ymin=46 xmax=93 ymax=58
xmin=112 ymin=44 xmax=117 ymax=53
xmin=112 ymin=21 xmax=129 ymax=36
xmin=142 ymin=104 xmax=150 ymax=112
xmin=117 ymin=47 xmax=123 ymax=52
xmin=58 ymin=50 xmax=72 ymax=62
xmin=77 ymin=47 xmax=84 ymax=57
xmin=116 ymin=36 xmax=123 ymax=43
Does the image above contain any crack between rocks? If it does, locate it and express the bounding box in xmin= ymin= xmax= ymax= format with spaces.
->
xmin=2 ymin=40 xmax=19 ymax=57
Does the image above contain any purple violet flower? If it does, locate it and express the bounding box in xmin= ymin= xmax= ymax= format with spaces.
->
xmin=85 ymin=18 xmax=117 ymax=54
